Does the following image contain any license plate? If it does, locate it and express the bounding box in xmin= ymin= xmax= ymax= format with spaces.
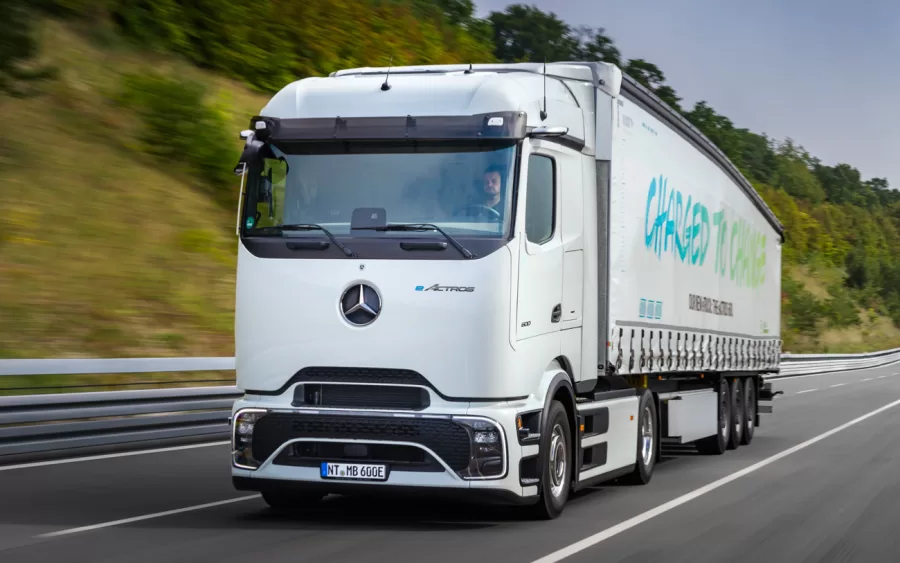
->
xmin=320 ymin=462 xmax=388 ymax=481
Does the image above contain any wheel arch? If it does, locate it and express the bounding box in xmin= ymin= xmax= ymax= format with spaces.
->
xmin=540 ymin=367 xmax=578 ymax=484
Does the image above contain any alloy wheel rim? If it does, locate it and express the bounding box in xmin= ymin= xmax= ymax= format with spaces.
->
xmin=640 ymin=405 xmax=654 ymax=466
xmin=549 ymin=423 xmax=567 ymax=498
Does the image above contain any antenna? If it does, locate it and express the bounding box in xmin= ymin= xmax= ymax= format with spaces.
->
xmin=540 ymin=58 xmax=548 ymax=121
xmin=381 ymin=55 xmax=393 ymax=91
xmin=464 ymin=63 xmax=474 ymax=74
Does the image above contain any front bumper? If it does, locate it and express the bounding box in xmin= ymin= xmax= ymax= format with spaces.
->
xmin=229 ymin=395 xmax=541 ymax=503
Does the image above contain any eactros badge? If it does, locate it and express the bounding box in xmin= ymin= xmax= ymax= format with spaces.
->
xmin=415 ymin=284 xmax=475 ymax=292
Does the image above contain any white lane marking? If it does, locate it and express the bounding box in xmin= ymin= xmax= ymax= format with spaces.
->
xmin=531 ymin=397 xmax=900 ymax=563
xmin=796 ymin=389 xmax=818 ymax=394
xmin=862 ymin=378 xmax=873 ymax=382
xmin=36 ymin=495 xmax=260 ymax=538
xmin=830 ymin=383 xmax=847 ymax=388
xmin=0 ymin=441 xmax=230 ymax=472
xmin=877 ymin=376 xmax=887 ymax=379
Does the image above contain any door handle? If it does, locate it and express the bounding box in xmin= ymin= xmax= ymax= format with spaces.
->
xmin=551 ymin=304 xmax=562 ymax=323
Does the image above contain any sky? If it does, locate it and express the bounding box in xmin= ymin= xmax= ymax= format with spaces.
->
xmin=474 ymin=0 xmax=900 ymax=188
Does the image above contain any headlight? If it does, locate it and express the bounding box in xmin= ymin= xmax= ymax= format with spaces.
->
xmin=232 ymin=408 xmax=267 ymax=469
xmin=453 ymin=417 xmax=506 ymax=479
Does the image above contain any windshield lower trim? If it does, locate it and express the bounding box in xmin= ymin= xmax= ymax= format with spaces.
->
xmin=240 ymin=235 xmax=510 ymax=261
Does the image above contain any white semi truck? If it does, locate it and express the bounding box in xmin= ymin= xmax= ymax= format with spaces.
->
xmin=229 ymin=60 xmax=784 ymax=519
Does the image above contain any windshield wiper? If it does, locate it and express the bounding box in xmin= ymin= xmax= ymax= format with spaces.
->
xmin=353 ymin=223 xmax=475 ymax=259
xmin=249 ymin=224 xmax=356 ymax=257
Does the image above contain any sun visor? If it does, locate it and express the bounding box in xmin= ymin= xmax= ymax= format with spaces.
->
xmin=246 ymin=111 xmax=528 ymax=142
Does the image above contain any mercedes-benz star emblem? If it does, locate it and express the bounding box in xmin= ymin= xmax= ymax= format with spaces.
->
xmin=340 ymin=283 xmax=382 ymax=326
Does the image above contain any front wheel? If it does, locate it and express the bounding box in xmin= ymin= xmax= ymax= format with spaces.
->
xmin=530 ymin=400 xmax=572 ymax=520
xmin=620 ymin=389 xmax=657 ymax=485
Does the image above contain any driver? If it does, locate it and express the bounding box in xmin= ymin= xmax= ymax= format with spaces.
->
xmin=479 ymin=164 xmax=505 ymax=217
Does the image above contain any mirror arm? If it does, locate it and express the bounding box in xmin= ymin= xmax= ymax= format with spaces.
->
xmin=235 ymin=163 xmax=248 ymax=236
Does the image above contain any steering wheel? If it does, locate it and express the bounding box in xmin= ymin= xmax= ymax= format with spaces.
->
xmin=454 ymin=204 xmax=502 ymax=221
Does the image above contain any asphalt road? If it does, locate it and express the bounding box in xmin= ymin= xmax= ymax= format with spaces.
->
xmin=2 ymin=364 xmax=900 ymax=562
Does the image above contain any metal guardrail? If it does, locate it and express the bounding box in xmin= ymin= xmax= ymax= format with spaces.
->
xmin=0 ymin=358 xmax=240 ymax=458
xmin=777 ymin=347 xmax=900 ymax=377
xmin=1 ymin=348 xmax=899 ymax=459
xmin=0 ymin=385 xmax=242 ymax=458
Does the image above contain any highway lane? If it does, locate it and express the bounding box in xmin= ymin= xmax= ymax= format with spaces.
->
xmin=1 ymin=365 xmax=899 ymax=562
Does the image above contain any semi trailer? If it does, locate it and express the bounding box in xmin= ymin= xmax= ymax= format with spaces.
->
xmin=229 ymin=60 xmax=784 ymax=519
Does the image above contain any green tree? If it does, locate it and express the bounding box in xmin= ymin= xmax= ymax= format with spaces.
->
xmin=573 ymin=25 xmax=621 ymax=66
xmin=623 ymin=58 xmax=681 ymax=110
xmin=488 ymin=4 xmax=579 ymax=63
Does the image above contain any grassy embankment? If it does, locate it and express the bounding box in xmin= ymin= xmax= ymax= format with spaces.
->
xmin=0 ymin=18 xmax=267 ymax=392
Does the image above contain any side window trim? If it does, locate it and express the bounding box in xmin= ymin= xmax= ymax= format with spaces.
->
xmin=525 ymin=152 xmax=557 ymax=245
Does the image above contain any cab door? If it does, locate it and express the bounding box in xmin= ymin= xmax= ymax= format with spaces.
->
xmin=516 ymin=142 xmax=565 ymax=341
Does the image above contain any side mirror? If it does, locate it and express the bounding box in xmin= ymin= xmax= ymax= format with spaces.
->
xmin=529 ymin=126 xmax=569 ymax=138
xmin=234 ymin=130 xmax=265 ymax=176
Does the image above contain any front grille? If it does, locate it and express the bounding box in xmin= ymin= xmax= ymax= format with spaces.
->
xmin=273 ymin=441 xmax=444 ymax=472
xmin=293 ymin=383 xmax=429 ymax=410
xmin=252 ymin=413 xmax=471 ymax=470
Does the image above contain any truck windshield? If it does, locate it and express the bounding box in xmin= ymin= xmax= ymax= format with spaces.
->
xmin=242 ymin=141 xmax=517 ymax=239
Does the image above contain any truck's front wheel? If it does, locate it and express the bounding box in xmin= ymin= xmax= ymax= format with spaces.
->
xmin=531 ymin=400 xmax=572 ymax=520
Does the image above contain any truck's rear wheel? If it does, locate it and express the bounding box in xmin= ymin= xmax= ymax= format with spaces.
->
xmin=696 ymin=377 xmax=731 ymax=455
xmin=531 ymin=400 xmax=571 ymax=520
xmin=740 ymin=377 xmax=756 ymax=445
xmin=620 ymin=389 xmax=657 ymax=485
xmin=727 ymin=378 xmax=744 ymax=450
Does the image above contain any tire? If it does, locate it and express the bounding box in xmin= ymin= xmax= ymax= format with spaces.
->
xmin=696 ymin=377 xmax=731 ymax=455
xmin=620 ymin=389 xmax=657 ymax=486
xmin=262 ymin=490 xmax=324 ymax=514
xmin=727 ymin=378 xmax=743 ymax=450
xmin=530 ymin=400 xmax=572 ymax=520
xmin=740 ymin=377 xmax=756 ymax=445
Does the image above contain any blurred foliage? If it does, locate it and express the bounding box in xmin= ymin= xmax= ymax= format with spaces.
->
xmin=0 ymin=0 xmax=57 ymax=96
xmin=118 ymin=72 xmax=237 ymax=204
xmin=4 ymin=2 xmax=900 ymax=358
xmin=98 ymin=0 xmax=496 ymax=93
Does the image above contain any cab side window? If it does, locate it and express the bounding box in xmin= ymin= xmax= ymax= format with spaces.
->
xmin=525 ymin=154 xmax=555 ymax=244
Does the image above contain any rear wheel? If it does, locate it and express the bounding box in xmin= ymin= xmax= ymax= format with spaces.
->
xmin=530 ymin=400 xmax=572 ymax=520
xmin=620 ymin=389 xmax=657 ymax=485
xmin=740 ymin=377 xmax=756 ymax=445
xmin=727 ymin=378 xmax=743 ymax=450
xmin=696 ymin=377 xmax=731 ymax=455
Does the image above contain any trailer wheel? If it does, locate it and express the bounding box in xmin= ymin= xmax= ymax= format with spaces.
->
xmin=696 ymin=377 xmax=731 ymax=455
xmin=740 ymin=377 xmax=756 ymax=445
xmin=727 ymin=378 xmax=743 ymax=450
xmin=530 ymin=400 xmax=571 ymax=520
xmin=620 ymin=389 xmax=657 ymax=485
